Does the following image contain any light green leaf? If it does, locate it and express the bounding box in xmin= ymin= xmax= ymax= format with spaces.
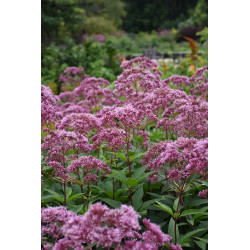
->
xmin=127 ymin=178 xmax=139 ymax=188
xmin=180 ymin=209 xmax=204 ymax=217
xmin=66 ymin=187 xmax=72 ymax=200
xmin=168 ymin=217 xmax=179 ymax=243
xmin=129 ymin=153 xmax=146 ymax=162
xmin=154 ymin=201 xmax=173 ymax=216
xmin=109 ymin=152 xmax=127 ymax=161
xmin=180 ymin=228 xmax=207 ymax=244
xmin=67 ymin=193 xmax=86 ymax=202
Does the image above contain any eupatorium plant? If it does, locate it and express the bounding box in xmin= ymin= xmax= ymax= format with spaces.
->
xmin=41 ymin=203 xmax=180 ymax=250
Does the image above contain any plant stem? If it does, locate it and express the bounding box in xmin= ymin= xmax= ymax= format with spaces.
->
xmin=126 ymin=142 xmax=131 ymax=178
xmin=63 ymin=182 xmax=67 ymax=206
xmin=174 ymin=188 xmax=182 ymax=244
xmin=78 ymin=174 xmax=85 ymax=205
xmin=87 ymin=182 xmax=90 ymax=210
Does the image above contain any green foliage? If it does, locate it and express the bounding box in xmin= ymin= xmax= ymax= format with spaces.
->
xmin=122 ymin=0 xmax=197 ymax=33
xmin=84 ymin=16 xmax=117 ymax=34
xmin=41 ymin=37 xmax=122 ymax=90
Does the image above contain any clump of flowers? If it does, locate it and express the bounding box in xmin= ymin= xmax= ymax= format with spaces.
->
xmin=41 ymin=85 xmax=59 ymax=128
xmin=114 ymin=57 xmax=162 ymax=102
xmin=68 ymin=156 xmax=111 ymax=208
xmin=73 ymin=77 xmax=110 ymax=108
xmin=92 ymin=127 xmax=126 ymax=152
xmin=55 ymin=113 xmax=101 ymax=136
xmin=59 ymin=67 xmax=89 ymax=92
xmin=41 ymin=129 xmax=91 ymax=188
xmin=158 ymin=96 xmax=208 ymax=139
xmin=41 ymin=203 xmax=176 ymax=250
xmin=41 ymin=206 xmax=76 ymax=248
xmin=143 ymin=137 xmax=208 ymax=186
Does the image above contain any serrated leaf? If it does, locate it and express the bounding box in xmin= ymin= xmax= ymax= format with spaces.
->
xmin=132 ymin=166 xmax=147 ymax=179
xmin=132 ymin=186 xmax=143 ymax=210
xmin=71 ymin=204 xmax=84 ymax=213
xmin=101 ymin=198 xmax=122 ymax=208
xmin=127 ymin=178 xmax=139 ymax=188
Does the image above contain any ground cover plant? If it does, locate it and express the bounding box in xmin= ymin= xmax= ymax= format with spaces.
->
xmin=41 ymin=57 xmax=208 ymax=250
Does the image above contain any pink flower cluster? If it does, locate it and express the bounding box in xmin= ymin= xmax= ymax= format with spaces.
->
xmin=115 ymin=57 xmax=162 ymax=102
xmin=41 ymin=85 xmax=59 ymax=128
xmin=163 ymin=65 xmax=208 ymax=101
xmin=41 ymin=203 xmax=179 ymax=250
xmin=59 ymin=66 xmax=89 ymax=92
xmin=143 ymin=137 xmax=208 ymax=183
xmin=68 ymin=156 xmax=111 ymax=184
xmin=41 ymin=129 xmax=91 ymax=183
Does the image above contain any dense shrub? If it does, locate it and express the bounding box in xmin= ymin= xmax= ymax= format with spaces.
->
xmin=42 ymin=57 xmax=208 ymax=249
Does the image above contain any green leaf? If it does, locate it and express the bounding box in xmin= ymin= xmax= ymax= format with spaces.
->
xmin=180 ymin=209 xmax=204 ymax=217
xmin=140 ymin=199 xmax=160 ymax=211
xmin=168 ymin=217 xmax=179 ymax=243
xmin=71 ymin=204 xmax=84 ymax=214
xmin=112 ymin=170 xmax=127 ymax=183
xmin=136 ymin=172 xmax=154 ymax=183
xmin=66 ymin=187 xmax=72 ymax=200
xmin=173 ymin=197 xmax=179 ymax=212
xmin=129 ymin=153 xmax=145 ymax=162
xmin=132 ymin=186 xmax=143 ymax=210
xmin=41 ymin=194 xmax=63 ymax=203
xmin=188 ymin=199 xmax=208 ymax=207
xmin=45 ymin=189 xmax=63 ymax=198
xmin=66 ymin=193 xmax=86 ymax=202
xmin=179 ymin=228 xmax=207 ymax=244
xmin=154 ymin=201 xmax=173 ymax=216
xmin=126 ymin=178 xmax=139 ymax=188
xmin=42 ymin=166 xmax=52 ymax=171
xmin=194 ymin=240 xmax=206 ymax=250
xmin=132 ymin=166 xmax=147 ymax=179
xmin=101 ymin=198 xmax=122 ymax=208
xmin=109 ymin=152 xmax=127 ymax=161
xmin=194 ymin=237 xmax=208 ymax=244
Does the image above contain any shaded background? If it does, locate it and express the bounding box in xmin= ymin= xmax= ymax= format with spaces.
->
xmin=42 ymin=0 xmax=208 ymax=93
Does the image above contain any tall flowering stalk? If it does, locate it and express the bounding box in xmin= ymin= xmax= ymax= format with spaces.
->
xmin=68 ymin=156 xmax=111 ymax=209
xmin=41 ymin=129 xmax=91 ymax=205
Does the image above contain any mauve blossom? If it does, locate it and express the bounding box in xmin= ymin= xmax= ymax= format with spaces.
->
xmin=68 ymin=156 xmax=111 ymax=184
xmin=198 ymin=189 xmax=208 ymax=199
xmin=41 ymin=203 xmax=172 ymax=249
xmin=41 ymin=85 xmax=59 ymax=128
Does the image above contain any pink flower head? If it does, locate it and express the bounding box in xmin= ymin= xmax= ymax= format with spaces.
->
xmin=68 ymin=156 xmax=111 ymax=184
